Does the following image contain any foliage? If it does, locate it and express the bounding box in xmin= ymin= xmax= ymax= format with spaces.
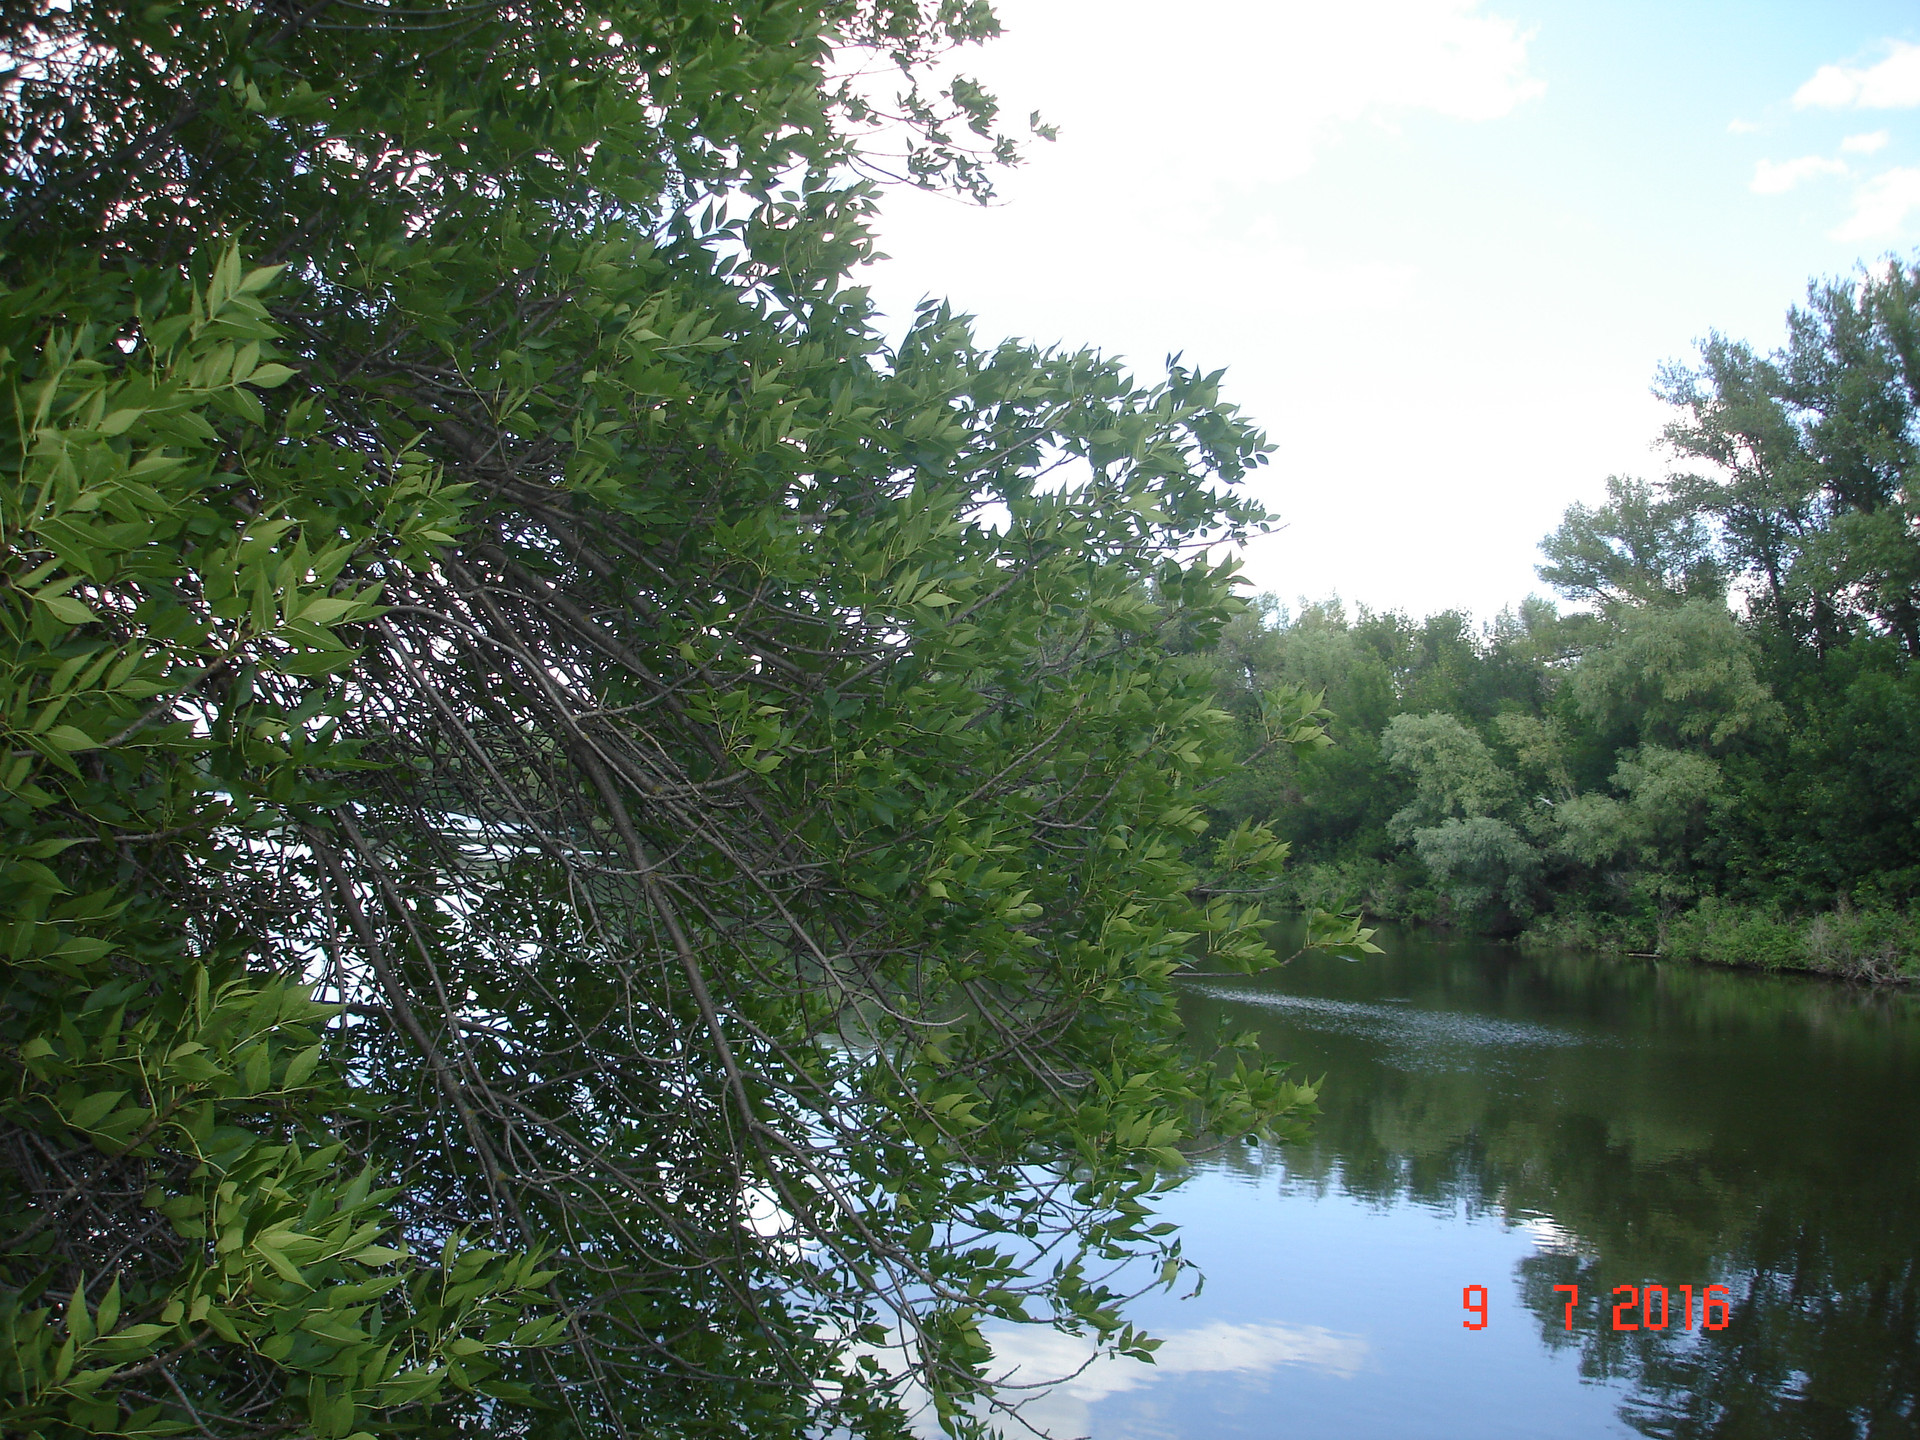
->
xmin=1655 ymin=898 xmax=1920 ymax=982
xmin=1197 ymin=257 xmax=1920 ymax=968
xmin=1380 ymin=712 xmax=1516 ymax=837
xmin=1 ymin=248 xmax=563 ymax=1437
xmin=1656 ymin=265 xmax=1920 ymax=655
xmin=1566 ymin=600 xmax=1779 ymax=751
xmin=0 ymin=2 xmax=1349 ymax=1436
xmin=1406 ymin=817 xmax=1539 ymax=919
xmin=1537 ymin=474 xmax=1723 ymax=610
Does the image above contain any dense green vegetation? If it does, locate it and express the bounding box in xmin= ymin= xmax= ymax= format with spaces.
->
xmin=1205 ymin=264 xmax=1920 ymax=980
xmin=5 ymin=2 xmax=1910 ymax=1435
xmin=0 ymin=3 xmax=1374 ymax=1437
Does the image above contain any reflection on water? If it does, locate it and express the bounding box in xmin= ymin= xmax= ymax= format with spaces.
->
xmin=1190 ymin=983 xmax=1609 ymax=1071
xmin=984 ymin=926 xmax=1920 ymax=1439
xmin=977 ymin=1320 xmax=1369 ymax=1440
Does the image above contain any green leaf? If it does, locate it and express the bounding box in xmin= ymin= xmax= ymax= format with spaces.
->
xmin=251 ymin=1233 xmax=310 ymax=1287
xmin=37 ymin=594 xmax=96 ymax=626
xmin=96 ymin=1276 xmax=121 ymax=1334
xmin=267 ymin=648 xmax=362 ymax=677
xmin=283 ymin=1042 xmax=323 ymax=1089
xmin=67 ymin=1090 xmax=128 ymax=1130
xmin=238 ymin=263 xmax=286 ymax=294
xmin=23 ymin=837 xmax=86 ymax=859
xmin=294 ymin=596 xmax=360 ymax=625
xmin=65 ymin=1282 xmax=94 ymax=1346
xmin=44 ymin=725 xmax=100 ymax=752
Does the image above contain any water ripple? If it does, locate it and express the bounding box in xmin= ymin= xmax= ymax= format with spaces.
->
xmin=1193 ymin=986 xmax=1611 ymax=1069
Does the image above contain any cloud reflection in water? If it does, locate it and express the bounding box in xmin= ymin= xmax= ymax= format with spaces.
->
xmin=921 ymin=1318 xmax=1367 ymax=1438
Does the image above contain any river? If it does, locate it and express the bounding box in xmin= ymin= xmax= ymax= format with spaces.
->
xmin=975 ymin=926 xmax=1920 ymax=1439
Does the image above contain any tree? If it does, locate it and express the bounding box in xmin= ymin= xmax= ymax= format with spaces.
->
xmin=1380 ymin=712 xmax=1517 ymax=837
xmin=1409 ymin=816 xmax=1541 ymax=919
xmin=1200 ymin=599 xmax=1400 ymax=858
xmin=1549 ymin=747 xmax=1722 ymax=875
xmin=1657 ymin=266 xmax=1920 ymax=657
xmin=0 ymin=4 xmax=1340 ymax=1437
xmin=1380 ymin=713 xmax=1541 ymax=922
xmin=1180 ymin=261 xmax=1920 ymax=944
xmin=1567 ymin=600 xmax=1780 ymax=752
xmin=1536 ymin=475 xmax=1724 ymax=612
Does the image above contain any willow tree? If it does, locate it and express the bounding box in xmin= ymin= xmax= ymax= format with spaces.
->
xmin=0 ymin=4 xmax=1354 ymax=1436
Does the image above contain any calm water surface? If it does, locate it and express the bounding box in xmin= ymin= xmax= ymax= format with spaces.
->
xmin=981 ymin=927 xmax=1920 ymax=1439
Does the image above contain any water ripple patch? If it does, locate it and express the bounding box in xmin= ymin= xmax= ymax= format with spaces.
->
xmin=1193 ymin=986 xmax=1610 ymax=1069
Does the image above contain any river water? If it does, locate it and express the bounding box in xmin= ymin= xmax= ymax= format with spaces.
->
xmin=978 ymin=926 xmax=1920 ymax=1439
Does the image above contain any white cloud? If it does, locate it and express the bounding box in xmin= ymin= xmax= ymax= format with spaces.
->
xmin=908 ymin=0 xmax=1544 ymax=188
xmin=1832 ymin=166 xmax=1920 ymax=240
xmin=1727 ymin=118 xmax=1761 ymax=135
xmin=1842 ymin=129 xmax=1892 ymax=154
xmin=1749 ymin=155 xmax=1849 ymax=194
xmin=1327 ymin=0 xmax=1547 ymax=125
xmin=861 ymin=0 xmax=1710 ymax=620
xmin=864 ymin=1 xmax=1495 ymax=346
xmin=1794 ymin=40 xmax=1920 ymax=109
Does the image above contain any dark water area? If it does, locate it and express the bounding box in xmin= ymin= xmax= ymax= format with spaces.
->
xmin=977 ymin=927 xmax=1920 ymax=1439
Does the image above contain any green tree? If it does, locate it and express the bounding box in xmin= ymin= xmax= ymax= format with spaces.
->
xmin=1187 ymin=264 xmax=1920 ymax=948
xmin=0 ymin=3 xmax=1335 ymax=1437
xmin=1408 ymin=816 xmax=1542 ymax=919
xmin=1658 ymin=265 xmax=1920 ymax=656
xmin=1380 ymin=713 xmax=1542 ymax=921
xmin=1202 ymin=599 xmax=1401 ymax=859
xmin=1567 ymin=600 xmax=1780 ymax=752
xmin=1380 ymin=712 xmax=1517 ymax=836
xmin=1550 ymin=746 xmax=1722 ymax=876
xmin=1537 ymin=475 xmax=1724 ymax=611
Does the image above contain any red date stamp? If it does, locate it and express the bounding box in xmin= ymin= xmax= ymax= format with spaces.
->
xmin=1463 ymin=1283 xmax=1731 ymax=1331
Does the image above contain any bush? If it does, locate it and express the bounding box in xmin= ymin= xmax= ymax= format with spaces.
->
xmin=1528 ymin=895 xmax=1920 ymax=981
xmin=1274 ymin=854 xmax=1449 ymax=925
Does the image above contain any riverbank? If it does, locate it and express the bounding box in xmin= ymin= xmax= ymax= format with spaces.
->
xmin=1522 ymin=898 xmax=1920 ymax=984
xmin=1273 ymin=859 xmax=1920 ymax=983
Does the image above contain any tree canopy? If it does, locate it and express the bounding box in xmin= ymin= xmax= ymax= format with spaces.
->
xmin=0 ymin=4 xmax=1363 ymax=1437
xmin=1200 ymin=260 xmax=1920 ymax=970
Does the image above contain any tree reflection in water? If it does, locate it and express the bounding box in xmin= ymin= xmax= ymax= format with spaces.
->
xmin=1180 ymin=928 xmax=1920 ymax=1439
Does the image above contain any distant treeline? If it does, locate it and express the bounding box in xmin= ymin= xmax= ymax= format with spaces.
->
xmin=1201 ymin=260 xmax=1920 ymax=981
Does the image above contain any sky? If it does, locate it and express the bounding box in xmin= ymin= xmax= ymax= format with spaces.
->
xmin=859 ymin=0 xmax=1920 ymax=622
